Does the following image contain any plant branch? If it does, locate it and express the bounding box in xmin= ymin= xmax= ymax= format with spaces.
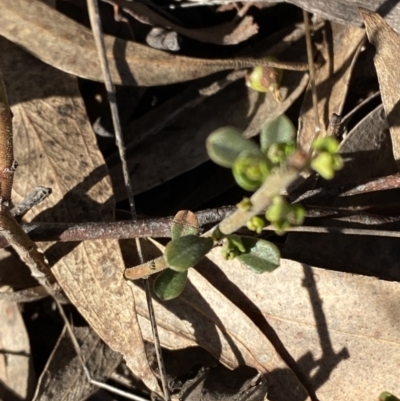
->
xmin=0 ymin=69 xmax=16 ymax=205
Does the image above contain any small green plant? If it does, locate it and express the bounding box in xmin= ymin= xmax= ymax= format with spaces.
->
xmin=379 ymin=392 xmax=400 ymax=401
xmin=153 ymin=115 xmax=343 ymax=300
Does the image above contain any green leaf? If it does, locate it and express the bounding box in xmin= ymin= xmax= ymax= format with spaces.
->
xmin=154 ymin=269 xmax=188 ymax=301
xmin=165 ymin=235 xmax=214 ymax=272
xmin=232 ymin=151 xmax=270 ymax=191
xmin=206 ymin=127 xmax=259 ymax=168
xmin=237 ymin=237 xmax=280 ymax=273
xmin=379 ymin=392 xmax=400 ymax=401
xmin=171 ymin=210 xmax=199 ymax=240
xmin=260 ymin=114 xmax=296 ymax=152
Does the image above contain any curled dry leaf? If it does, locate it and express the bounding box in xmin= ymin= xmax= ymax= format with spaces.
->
xmin=0 ymin=0 xmax=300 ymax=87
xmin=123 ymin=239 xmax=309 ymax=401
xmin=191 ymin=0 xmax=400 ymax=31
xmin=133 ymin=267 xmax=309 ymax=401
xmin=298 ymin=22 xmax=365 ymax=152
xmin=201 ymin=249 xmax=400 ymax=399
xmin=104 ymin=0 xmax=259 ymax=45
xmin=360 ymin=8 xmax=400 ymax=167
xmin=0 ymin=38 xmax=160 ymax=393
xmin=33 ymin=325 xmax=122 ymax=401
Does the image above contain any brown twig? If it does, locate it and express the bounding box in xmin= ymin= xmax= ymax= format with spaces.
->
xmin=87 ymin=1 xmax=169 ymax=399
xmin=0 ymin=69 xmax=63 ymax=298
xmin=0 ymin=69 xmax=16 ymax=205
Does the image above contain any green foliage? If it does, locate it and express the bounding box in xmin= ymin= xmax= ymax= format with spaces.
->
xmin=236 ymin=237 xmax=280 ymax=273
xmin=206 ymin=127 xmax=259 ymax=168
xmin=221 ymin=234 xmax=246 ymax=260
xmin=265 ymin=195 xmax=305 ymax=234
xmin=232 ymin=151 xmax=270 ymax=191
xmin=154 ymin=269 xmax=188 ymax=301
xmin=260 ymin=114 xmax=296 ymax=151
xmin=311 ymin=136 xmax=343 ymax=179
xmin=171 ymin=218 xmax=198 ymax=240
xmin=246 ymin=216 xmax=266 ymax=234
xmin=165 ymin=235 xmax=214 ymax=272
xmin=379 ymin=392 xmax=400 ymax=401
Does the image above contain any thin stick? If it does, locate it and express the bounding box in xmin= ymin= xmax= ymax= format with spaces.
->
xmin=303 ymin=10 xmax=320 ymax=140
xmin=0 ymin=69 xmax=16 ymax=205
xmin=54 ymin=298 xmax=150 ymax=401
xmin=11 ymin=186 xmax=51 ymax=218
xmin=86 ymin=1 xmax=170 ymax=399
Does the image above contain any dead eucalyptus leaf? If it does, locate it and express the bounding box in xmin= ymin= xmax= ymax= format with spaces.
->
xmin=200 ymin=250 xmax=400 ymax=399
xmin=298 ymin=22 xmax=365 ymax=151
xmin=105 ymin=0 xmax=259 ymax=45
xmin=33 ymin=325 xmax=122 ymax=401
xmin=124 ymin=239 xmax=309 ymax=401
xmin=193 ymin=0 xmax=400 ymax=31
xmin=330 ymin=104 xmax=398 ymax=185
xmin=0 ymin=0 xmax=302 ymax=87
xmin=0 ymin=37 xmax=160 ymax=393
xmin=360 ymin=8 xmax=400 ymax=167
xmin=0 ymin=291 xmax=34 ymax=400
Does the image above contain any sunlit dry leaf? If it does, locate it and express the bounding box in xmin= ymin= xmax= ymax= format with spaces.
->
xmin=124 ymin=241 xmax=309 ymax=401
xmin=105 ymin=0 xmax=258 ymax=45
xmin=0 ymin=291 xmax=34 ymax=400
xmin=333 ymin=104 xmax=398 ymax=184
xmin=360 ymin=8 xmax=400 ymax=167
xmin=110 ymin=70 xmax=308 ymax=200
xmin=190 ymin=0 xmax=400 ymax=30
xmin=0 ymin=37 xmax=160 ymax=393
xmin=33 ymin=325 xmax=121 ymax=401
xmin=298 ymin=22 xmax=365 ymax=152
xmin=201 ymin=250 xmax=400 ymax=399
xmin=0 ymin=0 xmax=301 ymax=87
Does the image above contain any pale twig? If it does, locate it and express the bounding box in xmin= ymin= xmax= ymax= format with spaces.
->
xmin=11 ymin=186 xmax=51 ymax=218
xmin=303 ymin=9 xmax=320 ymax=140
xmin=218 ymin=151 xmax=308 ymax=235
xmin=86 ymin=1 xmax=170 ymax=399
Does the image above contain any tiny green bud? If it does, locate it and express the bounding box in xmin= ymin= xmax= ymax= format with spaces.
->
xmin=311 ymin=136 xmax=340 ymax=153
xmin=237 ymin=197 xmax=253 ymax=211
xmin=266 ymin=141 xmax=296 ymax=164
xmin=311 ymin=152 xmax=343 ymax=180
xmin=245 ymin=57 xmax=283 ymax=102
xmin=247 ymin=216 xmax=266 ymax=234
xmin=265 ymin=196 xmax=305 ymax=235
xmin=232 ymin=151 xmax=270 ymax=191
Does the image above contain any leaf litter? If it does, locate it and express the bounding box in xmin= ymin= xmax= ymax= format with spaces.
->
xmin=1 ymin=1 xmax=400 ymax=401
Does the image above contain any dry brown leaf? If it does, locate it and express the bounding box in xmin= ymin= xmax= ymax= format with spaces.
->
xmin=33 ymin=325 xmax=122 ymax=401
xmin=105 ymin=0 xmax=258 ymax=45
xmin=360 ymin=8 xmax=400 ymax=167
xmin=298 ymin=22 xmax=365 ymax=151
xmin=201 ymin=250 xmax=400 ymax=399
xmin=0 ymin=287 xmax=34 ymax=400
xmin=192 ymin=0 xmax=400 ymax=30
xmin=109 ymin=70 xmax=308 ymax=200
xmin=0 ymin=37 xmax=160 ymax=393
xmin=0 ymin=0 xmax=299 ymax=87
xmin=333 ymin=104 xmax=398 ymax=185
xmin=121 ymin=240 xmax=309 ymax=401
